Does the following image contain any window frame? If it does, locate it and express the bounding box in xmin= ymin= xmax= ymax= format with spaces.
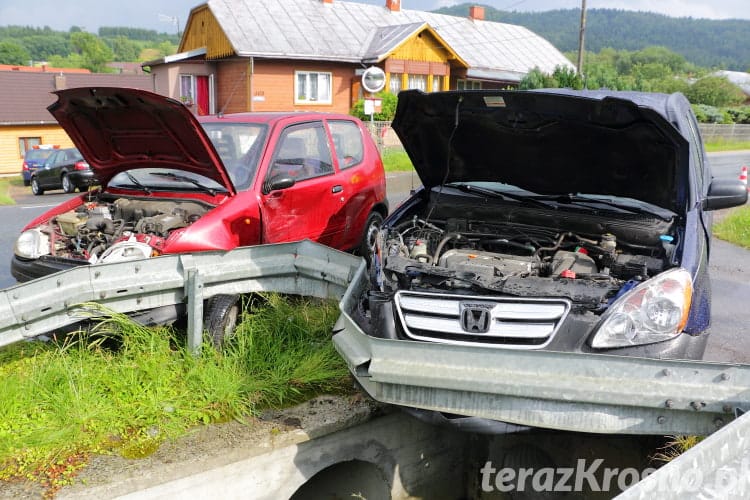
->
xmin=457 ymin=79 xmax=482 ymax=90
xmin=267 ymin=122 xmax=334 ymax=183
xmin=18 ymin=137 xmax=42 ymax=158
xmin=294 ymin=71 xmax=333 ymax=105
xmin=328 ymin=120 xmax=365 ymax=170
xmin=179 ymin=74 xmax=196 ymax=105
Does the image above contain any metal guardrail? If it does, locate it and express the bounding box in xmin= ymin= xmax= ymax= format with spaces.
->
xmin=699 ymin=123 xmax=750 ymax=143
xmin=0 ymin=241 xmax=364 ymax=351
xmin=333 ymin=261 xmax=750 ymax=436
xmin=616 ymin=411 xmax=750 ymax=498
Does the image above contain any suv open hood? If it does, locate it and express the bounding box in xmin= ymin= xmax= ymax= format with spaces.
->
xmin=47 ymin=87 xmax=235 ymax=195
xmin=392 ymin=89 xmax=690 ymax=214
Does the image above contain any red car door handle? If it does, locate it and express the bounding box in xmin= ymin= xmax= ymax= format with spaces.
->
xmin=331 ymin=185 xmax=343 ymax=193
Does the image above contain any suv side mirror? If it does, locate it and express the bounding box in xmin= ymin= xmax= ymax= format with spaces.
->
xmin=262 ymin=175 xmax=295 ymax=195
xmin=704 ymin=178 xmax=748 ymax=211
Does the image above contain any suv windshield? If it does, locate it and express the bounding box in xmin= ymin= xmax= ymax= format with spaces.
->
xmin=444 ymin=181 xmax=675 ymax=220
xmin=201 ymin=122 xmax=268 ymax=190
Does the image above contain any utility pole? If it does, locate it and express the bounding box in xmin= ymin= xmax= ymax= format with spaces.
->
xmin=576 ymin=0 xmax=587 ymax=75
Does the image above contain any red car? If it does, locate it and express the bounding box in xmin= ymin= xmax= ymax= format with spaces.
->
xmin=12 ymin=87 xmax=387 ymax=287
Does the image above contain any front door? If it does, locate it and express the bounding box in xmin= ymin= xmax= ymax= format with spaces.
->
xmin=259 ymin=122 xmax=346 ymax=247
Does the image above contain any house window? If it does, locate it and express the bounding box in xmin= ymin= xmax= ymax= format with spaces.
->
xmin=295 ymin=71 xmax=332 ymax=104
xmin=179 ymin=74 xmax=195 ymax=105
xmin=389 ymin=73 xmax=402 ymax=94
xmin=407 ymin=74 xmax=427 ymax=91
xmin=457 ymin=79 xmax=482 ymax=90
xmin=18 ymin=137 xmax=41 ymax=157
xmin=432 ymin=75 xmax=443 ymax=92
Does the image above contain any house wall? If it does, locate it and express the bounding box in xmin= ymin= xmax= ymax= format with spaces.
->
xmin=214 ymin=59 xmax=357 ymax=114
xmin=0 ymin=125 xmax=74 ymax=175
xmin=216 ymin=59 xmax=251 ymax=114
xmin=151 ymin=61 xmax=217 ymax=104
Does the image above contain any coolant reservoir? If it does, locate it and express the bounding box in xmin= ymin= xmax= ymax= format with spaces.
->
xmin=56 ymin=211 xmax=88 ymax=236
xmin=410 ymin=239 xmax=430 ymax=262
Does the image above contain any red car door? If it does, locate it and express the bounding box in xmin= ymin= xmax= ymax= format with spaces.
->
xmin=259 ymin=122 xmax=348 ymax=247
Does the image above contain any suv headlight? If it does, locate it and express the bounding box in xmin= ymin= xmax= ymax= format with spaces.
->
xmin=14 ymin=229 xmax=50 ymax=259
xmin=591 ymin=268 xmax=692 ymax=348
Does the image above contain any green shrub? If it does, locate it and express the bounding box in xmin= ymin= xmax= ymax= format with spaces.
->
xmin=350 ymin=91 xmax=398 ymax=121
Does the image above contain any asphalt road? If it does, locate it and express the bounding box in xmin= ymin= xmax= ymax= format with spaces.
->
xmin=1 ymin=151 xmax=749 ymax=361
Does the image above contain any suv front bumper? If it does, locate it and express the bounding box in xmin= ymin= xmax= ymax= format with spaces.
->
xmin=333 ymin=265 xmax=741 ymax=436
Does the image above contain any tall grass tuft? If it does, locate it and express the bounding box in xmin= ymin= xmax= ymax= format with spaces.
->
xmin=0 ymin=295 xmax=347 ymax=491
xmin=713 ymin=206 xmax=750 ymax=249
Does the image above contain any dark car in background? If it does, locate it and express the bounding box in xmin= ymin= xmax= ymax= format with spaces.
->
xmin=30 ymin=147 xmax=97 ymax=195
xmin=349 ymin=89 xmax=748 ymax=363
xmin=21 ymin=145 xmax=58 ymax=186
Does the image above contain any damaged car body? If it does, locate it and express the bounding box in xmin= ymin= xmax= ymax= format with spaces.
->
xmin=11 ymin=87 xmax=387 ymax=284
xmin=334 ymin=89 xmax=747 ymax=432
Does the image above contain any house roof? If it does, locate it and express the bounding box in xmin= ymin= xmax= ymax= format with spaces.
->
xmin=713 ymin=70 xmax=750 ymax=96
xmin=0 ymin=72 xmax=154 ymax=125
xmin=200 ymin=0 xmax=573 ymax=81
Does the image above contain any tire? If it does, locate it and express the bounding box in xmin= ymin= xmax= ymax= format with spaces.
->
xmin=204 ymin=294 xmax=241 ymax=348
xmin=358 ymin=211 xmax=383 ymax=265
xmin=30 ymin=177 xmax=43 ymax=196
xmin=23 ymin=179 xmax=30 ymax=187
xmin=62 ymin=174 xmax=75 ymax=193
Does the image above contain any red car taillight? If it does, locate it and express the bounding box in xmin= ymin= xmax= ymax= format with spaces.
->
xmin=74 ymin=161 xmax=89 ymax=171
xmin=22 ymin=162 xmax=29 ymax=171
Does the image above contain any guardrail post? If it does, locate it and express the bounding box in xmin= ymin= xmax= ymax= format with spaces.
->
xmin=182 ymin=256 xmax=204 ymax=354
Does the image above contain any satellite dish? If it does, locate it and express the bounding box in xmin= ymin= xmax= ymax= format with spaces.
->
xmin=362 ymin=66 xmax=386 ymax=93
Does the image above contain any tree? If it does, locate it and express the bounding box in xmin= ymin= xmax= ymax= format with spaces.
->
xmin=519 ymin=66 xmax=582 ymax=90
xmin=108 ymin=36 xmax=141 ymax=62
xmin=686 ymin=76 xmax=746 ymax=107
xmin=519 ymin=67 xmax=556 ymax=89
xmin=156 ymin=41 xmax=177 ymax=58
xmin=70 ymin=32 xmax=113 ymax=72
xmin=552 ymin=65 xmax=583 ymax=89
xmin=0 ymin=40 xmax=31 ymax=65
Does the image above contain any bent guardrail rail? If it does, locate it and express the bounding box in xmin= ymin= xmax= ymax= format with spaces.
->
xmin=616 ymin=410 xmax=750 ymax=498
xmin=0 ymin=240 xmax=364 ymax=351
xmin=333 ymin=260 xmax=750 ymax=437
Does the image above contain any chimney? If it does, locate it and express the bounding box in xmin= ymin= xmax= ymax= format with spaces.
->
xmin=55 ymin=74 xmax=67 ymax=90
xmin=386 ymin=0 xmax=400 ymax=12
xmin=469 ymin=5 xmax=484 ymax=20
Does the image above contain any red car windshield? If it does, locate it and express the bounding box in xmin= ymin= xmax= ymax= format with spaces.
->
xmin=201 ymin=123 xmax=269 ymax=190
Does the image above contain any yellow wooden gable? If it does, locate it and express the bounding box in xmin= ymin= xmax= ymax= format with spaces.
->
xmin=179 ymin=5 xmax=234 ymax=59
xmin=389 ymin=26 xmax=468 ymax=68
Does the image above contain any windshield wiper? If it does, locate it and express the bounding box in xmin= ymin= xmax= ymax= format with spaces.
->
xmin=149 ymin=172 xmax=224 ymax=196
xmin=447 ymin=183 xmax=553 ymax=210
xmin=123 ymin=172 xmax=151 ymax=194
xmin=526 ymin=193 xmax=675 ymax=222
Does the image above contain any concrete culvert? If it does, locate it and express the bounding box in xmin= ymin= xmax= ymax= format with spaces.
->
xmin=290 ymin=459 xmax=391 ymax=500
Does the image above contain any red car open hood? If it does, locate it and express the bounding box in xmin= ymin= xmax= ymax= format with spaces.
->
xmin=47 ymin=87 xmax=235 ymax=194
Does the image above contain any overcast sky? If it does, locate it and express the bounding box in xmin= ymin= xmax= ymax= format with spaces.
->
xmin=0 ymin=0 xmax=748 ymax=33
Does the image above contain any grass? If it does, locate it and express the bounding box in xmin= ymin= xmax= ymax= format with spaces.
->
xmin=381 ymin=148 xmax=414 ymax=172
xmin=0 ymin=294 xmax=349 ymax=495
xmin=651 ymin=435 xmax=703 ymax=464
xmin=0 ymin=176 xmax=21 ymax=206
xmin=704 ymin=139 xmax=750 ymax=153
xmin=713 ymin=205 xmax=750 ymax=249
